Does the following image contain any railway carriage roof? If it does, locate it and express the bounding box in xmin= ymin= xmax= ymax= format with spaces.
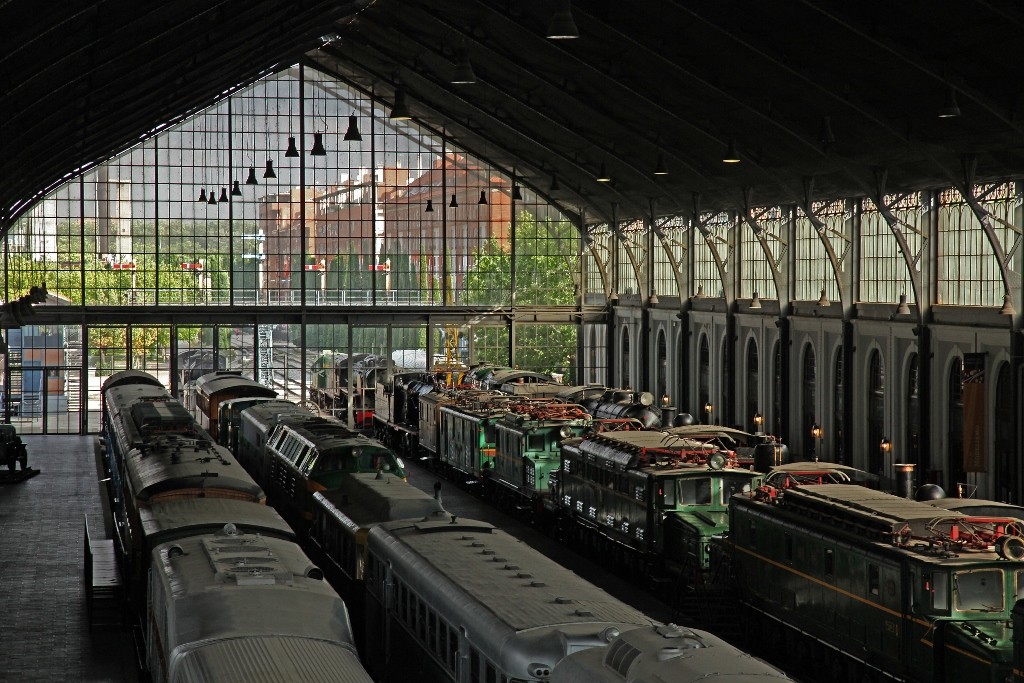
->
xmin=371 ymin=517 xmax=653 ymax=631
xmin=171 ymin=638 xmax=372 ymax=683
xmin=193 ymin=372 xmax=277 ymax=400
xmin=315 ymin=473 xmax=446 ymax=529
xmin=139 ymin=498 xmax=296 ymax=544
xmin=152 ymin=531 xmax=354 ymax=647
xmin=125 ymin=435 xmax=263 ymax=502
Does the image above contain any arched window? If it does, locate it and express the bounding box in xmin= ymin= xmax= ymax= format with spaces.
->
xmin=833 ymin=346 xmax=844 ymax=464
xmin=620 ymin=327 xmax=631 ymax=389
xmin=746 ymin=339 xmax=759 ymax=432
xmin=656 ymin=330 xmax=667 ymax=402
xmin=947 ymin=357 xmax=964 ymax=493
xmin=868 ymin=349 xmax=885 ymax=477
xmin=802 ymin=345 xmax=817 ymax=459
xmin=699 ymin=334 xmax=710 ymax=423
xmin=994 ymin=362 xmax=1016 ymax=503
xmin=772 ymin=341 xmax=782 ymax=438
xmin=905 ymin=354 xmax=921 ymax=478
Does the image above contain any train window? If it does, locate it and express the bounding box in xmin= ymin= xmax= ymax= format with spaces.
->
xmin=923 ymin=571 xmax=949 ymax=611
xmin=868 ymin=564 xmax=880 ymax=596
xmin=470 ymin=649 xmax=481 ymax=683
xmin=527 ymin=434 xmax=546 ymax=451
xmin=661 ymin=479 xmax=676 ymax=507
xmin=824 ymin=548 xmax=834 ymax=577
xmin=678 ymin=477 xmax=712 ymax=505
xmin=954 ymin=569 xmax=1004 ymax=612
xmin=1015 ymin=570 xmax=1024 ymax=601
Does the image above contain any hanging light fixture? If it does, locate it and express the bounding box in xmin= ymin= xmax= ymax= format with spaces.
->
xmin=896 ymin=293 xmax=911 ymax=315
xmin=648 ymin=289 xmax=659 ymax=305
xmin=263 ymin=159 xmax=277 ymax=179
xmin=938 ymin=85 xmax=961 ymax=118
xmin=449 ymin=194 xmax=459 ymax=208
xmin=512 ymin=182 xmax=523 ymax=200
xmin=817 ymin=288 xmax=829 ymax=307
xmin=207 ymin=188 xmax=217 ymax=205
xmin=546 ymin=0 xmax=580 ymax=39
xmin=653 ymin=154 xmax=668 ymax=176
xmin=425 ymin=199 xmax=434 ymax=213
xmin=246 ymin=166 xmax=258 ymax=185
xmin=478 ymin=190 xmax=488 ymax=205
xmin=219 ymin=187 xmax=229 ymax=203
xmin=549 ymin=175 xmax=560 ymax=192
xmin=310 ymin=132 xmax=327 ymax=156
xmin=818 ymin=116 xmax=836 ymax=145
xmin=750 ymin=292 xmax=762 ymax=309
xmin=722 ymin=138 xmax=741 ymax=163
xmin=595 ymin=162 xmax=611 ymax=182
xmin=451 ymin=48 xmax=477 ymax=84
xmin=389 ymin=87 xmax=412 ymax=121
xmin=344 ymin=113 xmax=362 ymax=141
xmin=231 ymin=180 xmax=242 ymax=197
xmin=285 ymin=136 xmax=300 ymax=157
xmin=197 ymin=188 xmax=207 ymax=203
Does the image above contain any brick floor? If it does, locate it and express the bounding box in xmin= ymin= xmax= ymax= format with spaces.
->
xmin=0 ymin=435 xmax=137 ymax=683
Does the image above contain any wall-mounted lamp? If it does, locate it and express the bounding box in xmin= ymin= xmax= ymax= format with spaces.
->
xmin=753 ymin=412 xmax=764 ymax=430
xmin=880 ymin=437 xmax=892 ymax=454
xmin=811 ymin=422 xmax=823 ymax=462
xmin=704 ymin=401 xmax=714 ymax=422
xmin=661 ymin=393 xmax=671 ymax=408
xmin=1000 ymin=292 xmax=1015 ymax=316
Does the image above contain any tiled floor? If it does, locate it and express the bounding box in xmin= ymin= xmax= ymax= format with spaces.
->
xmin=0 ymin=435 xmax=137 ymax=683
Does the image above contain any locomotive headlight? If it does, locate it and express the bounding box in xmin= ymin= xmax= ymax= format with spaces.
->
xmin=559 ymin=425 xmax=573 ymax=439
xmin=352 ymin=448 xmax=362 ymax=458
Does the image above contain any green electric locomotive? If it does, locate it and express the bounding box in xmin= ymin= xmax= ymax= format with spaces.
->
xmin=729 ymin=483 xmax=1024 ymax=683
xmin=554 ymin=429 xmax=762 ymax=581
xmin=491 ymin=400 xmax=592 ymax=517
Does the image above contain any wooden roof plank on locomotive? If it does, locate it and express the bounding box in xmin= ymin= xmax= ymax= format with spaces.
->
xmin=147 ymin=527 xmax=371 ymax=683
xmin=365 ymin=515 xmax=655 ymax=682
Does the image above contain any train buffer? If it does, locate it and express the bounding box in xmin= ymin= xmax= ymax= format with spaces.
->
xmin=83 ymin=515 xmax=124 ymax=630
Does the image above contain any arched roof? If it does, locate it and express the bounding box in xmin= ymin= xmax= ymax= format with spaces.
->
xmin=4 ymin=0 xmax=1024 ymax=229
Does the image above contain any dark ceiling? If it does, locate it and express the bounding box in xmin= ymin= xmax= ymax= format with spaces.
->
xmin=5 ymin=0 xmax=1024 ymax=229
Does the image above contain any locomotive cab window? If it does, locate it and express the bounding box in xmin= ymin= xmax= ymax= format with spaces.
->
xmin=527 ymin=433 xmax=546 ymax=452
xmin=1015 ymin=569 xmax=1024 ymax=601
xmin=954 ymin=569 xmax=1004 ymax=612
xmin=921 ymin=571 xmax=950 ymax=612
xmin=679 ymin=477 xmax=712 ymax=505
